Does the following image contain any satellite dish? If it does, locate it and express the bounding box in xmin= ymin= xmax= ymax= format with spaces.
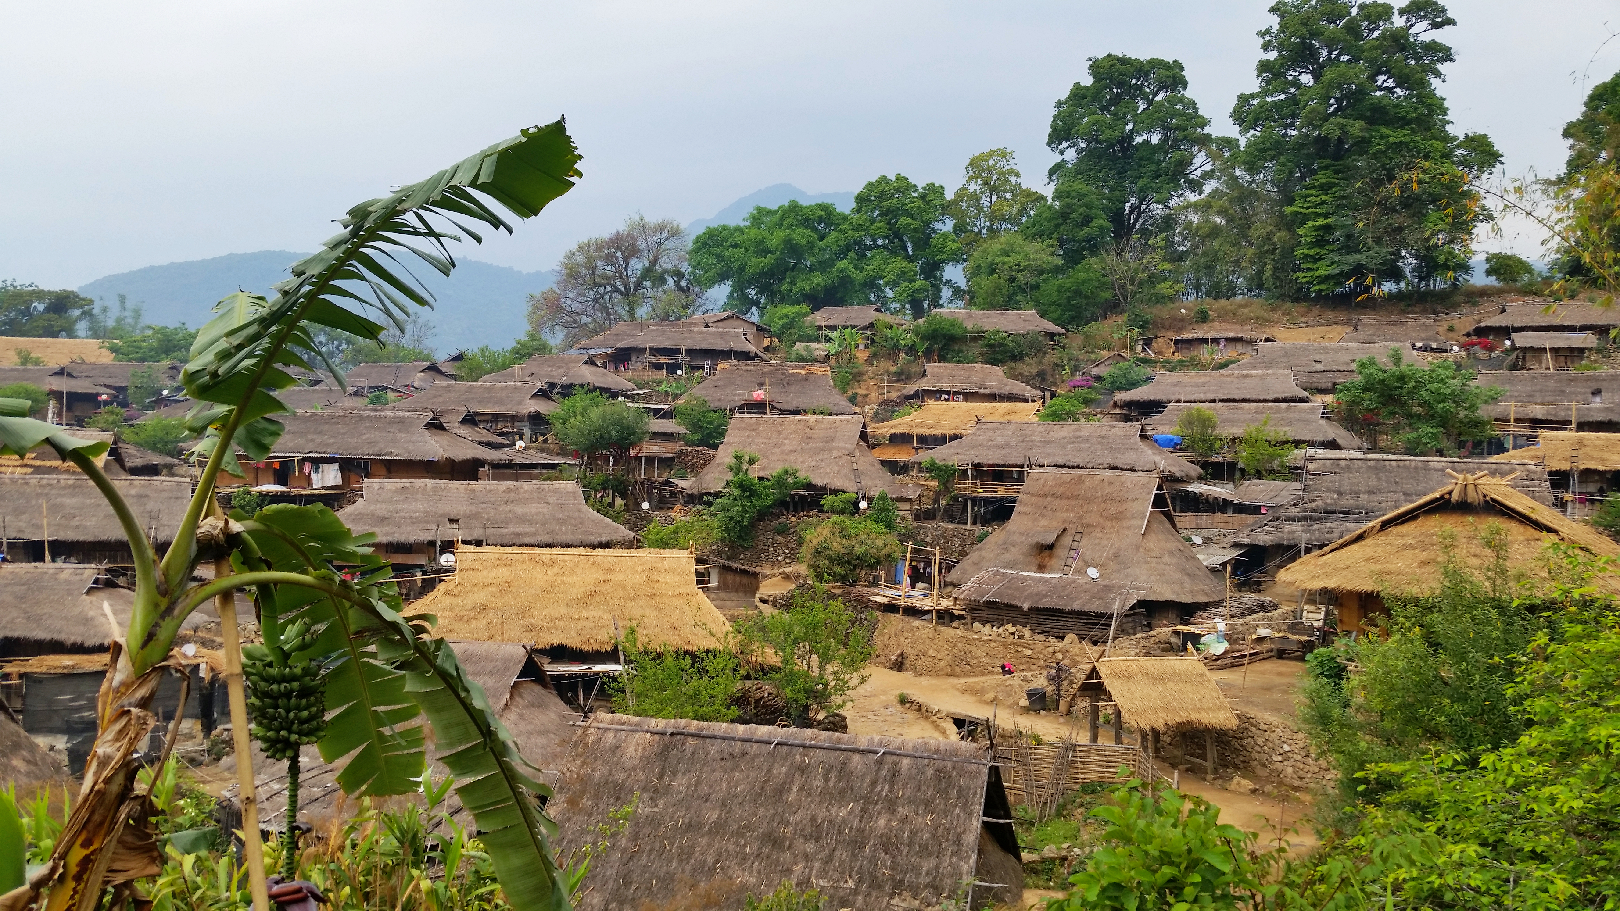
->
xmin=1191 ymin=535 xmax=1204 ymax=546
xmin=858 ymin=499 xmax=869 ymax=510
xmin=438 ymin=553 xmax=457 ymax=567
xmin=1085 ymin=567 xmax=1100 ymax=580
xmin=641 ymin=501 xmax=651 ymax=511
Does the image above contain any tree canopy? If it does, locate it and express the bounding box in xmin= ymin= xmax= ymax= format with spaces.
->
xmin=946 ymin=148 xmax=1046 ymax=255
xmin=1334 ymin=349 xmax=1499 ymax=454
xmin=528 ymin=215 xmax=704 ymax=346
xmin=105 ymin=324 xmax=197 ymax=362
xmin=1562 ymin=68 xmax=1620 ymax=177
xmin=0 ymin=284 xmax=94 ymax=338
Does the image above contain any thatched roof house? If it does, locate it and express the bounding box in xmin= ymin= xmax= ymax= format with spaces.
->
xmin=1241 ymin=342 xmax=1396 ymax=391
xmin=0 ymin=366 xmax=116 ymax=421
xmin=1082 ymin=658 xmax=1237 ymax=734
xmin=551 ymin=714 xmax=1022 ymax=910
xmin=1471 ymin=301 xmax=1620 ymax=342
xmin=950 ymin=470 xmax=1223 ymax=629
xmin=953 ymin=569 xmax=1144 ymax=639
xmin=1510 ymin=332 xmax=1599 ymax=370
xmin=681 ymin=311 xmax=767 ymax=336
xmin=915 ymin=421 xmax=1201 ymax=481
xmin=1146 ymin=403 xmax=1364 ymax=449
xmin=1277 ymin=472 xmax=1620 ymax=631
xmin=691 ymin=415 xmax=917 ymax=499
xmin=810 ymin=305 xmax=885 ymax=331
xmin=412 ymin=546 xmax=729 ymax=653
xmin=270 ymin=387 xmax=370 ymax=411
xmin=1164 ymin=326 xmax=1276 ymax=357
xmin=479 ymin=354 xmax=638 ymax=393
xmin=1240 ymin=451 xmax=1553 ymax=549
xmin=1477 ymin=370 xmax=1620 ymax=433
xmin=336 ymin=480 xmax=634 ymax=558
xmin=680 ymin=363 xmax=855 ymax=414
xmin=1494 ymin=431 xmax=1620 ymax=473
xmin=578 ymin=324 xmax=767 ymax=374
xmin=0 ymin=563 xmax=208 ymax=658
xmin=932 ymin=308 xmax=1064 ymax=338
xmin=900 ymin=363 xmax=1044 ymax=403
xmin=386 ymin=381 xmax=557 ymax=434
xmin=1339 ymin=318 xmax=1450 ymax=347
xmin=869 ymin=402 xmax=1040 ymax=461
xmin=0 ymin=475 xmax=193 ymax=563
xmin=343 ymin=361 xmax=454 ymax=391
xmin=1111 ymin=370 xmax=1311 ymax=415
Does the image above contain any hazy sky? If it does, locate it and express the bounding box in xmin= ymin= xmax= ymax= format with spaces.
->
xmin=4 ymin=1 xmax=1615 ymax=288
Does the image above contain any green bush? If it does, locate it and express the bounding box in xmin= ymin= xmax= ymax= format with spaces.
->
xmin=1192 ymin=304 xmax=1212 ymax=323
xmin=913 ymin=312 xmax=968 ymax=359
xmin=708 ymin=451 xmax=807 ymax=545
xmin=1234 ymin=417 xmax=1295 ymax=478
xmin=84 ymin=406 xmax=124 ymax=432
xmin=610 ymin=628 xmax=740 ymax=722
xmin=743 ymin=881 xmax=824 ymax=911
xmin=0 ymin=383 xmax=49 ymax=417
xmin=1484 ymin=251 xmax=1540 ymax=287
xmin=762 ymin=304 xmax=813 ymax=348
xmin=979 ymin=329 xmax=1045 ymax=365
xmin=118 ymin=417 xmax=192 ymax=458
xmin=230 ymin=488 xmax=266 ymax=519
xmin=673 ymin=395 xmax=730 ymax=449
xmin=820 ymin=492 xmax=858 ymax=515
xmin=1097 ymin=360 xmax=1151 ymax=391
xmin=735 ymin=585 xmax=874 ymax=724
xmin=639 ymin=511 xmax=719 ymax=550
xmin=865 ymin=490 xmax=899 ymax=532
xmin=800 ymin=516 xmax=903 ymax=584
xmin=1039 ymin=390 xmax=1101 ymax=422
xmin=551 ymin=390 xmax=650 ymax=462
xmin=1173 ymin=405 xmax=1222 ymax=458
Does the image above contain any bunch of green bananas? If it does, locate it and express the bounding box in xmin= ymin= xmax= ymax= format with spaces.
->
xmin=243 ymin=619 xmax=327 ymax=761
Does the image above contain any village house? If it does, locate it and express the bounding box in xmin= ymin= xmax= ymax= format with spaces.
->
xmin=1469 ymin=300 xmax=1620 ymax=344
xmin=931 ymin=308 xmax=1065 ymax=341
xmin=1159 ymin=326 xmax=1276 ymax=358
xmin=1145 ymin=403 xmax=1365 ymax=451
xmin=691 ymin=414 xmax=919 ymax=503
xmin=1492 ymin=431 xmax=1620 ymax=517
xmin=1169 ymin=479 xmax=1302 ymax=533
xmin=550 ymin=715 xmax=1023 ymax=910
xmin=1074 ymin=657 xmax=1238 ymax=776
xmin=0 ymin=475 xmax=193 ymax=565
xmin=810 ymin=304 xmax=885 ymax=335
xmin=680 ymin=310 xmax=771 ymax=343
xmin=1110 ymin=369 xmax=1312 ymax=419
xmin=576 ymin=323 xmax=767 ymax=376
xmin=341 ymin=360 xmax=456 ymax=393
xmin=1476 ymin=370 xmax=1620 ymax=438
xmin=1509 ymin=331 xmax=1599 ymax=370
xmin=1277 ymin=472 xmax=1620 ymax=633
xmin=868 ymin=401 xmax=1041 ymax=465
xmin=39 ymin=361 xmax=182 ymax=407
xmin=478 ymin=353 xmax=638 ymax=395
xmin=950 ymin=469 xmax=1224 ymax=632
xmin=1241 ymin=342 xmax=1396 ymax=392
xmin=0 ymin=366 xmax=117 ymax=423
xmin=386 ymin=381 xmax=557 ymax=438
xmin=1 ymin=430 xmax=184 ymax=479
xmin=899 ymin=363 xmax=1045 ymax=404
xmin=680 ymin=362 xmax=855 ymax=414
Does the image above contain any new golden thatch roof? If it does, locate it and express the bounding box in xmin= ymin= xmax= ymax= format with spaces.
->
xmin=1493 ymin=432 xmax=1620 ymax=472
xmin=1092 ymin=657 xmax=1237 ymax=732
xmin=0 ymin=337 xmax=113 ymax=366
xmin=412 ymin=546 xmax=729 ymax=652
xmin=1276 ymin=472 xmax=1620 ymax=596
xmin=691 ymin=415 xmax=918 ymax=498
xmin=871 ymin=401 xmax=1041 ymax=437
xmin=336 ymin=480 xmax=635 ymax=548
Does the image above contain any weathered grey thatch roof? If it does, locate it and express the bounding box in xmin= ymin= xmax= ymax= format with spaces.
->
xmin=692 ymin=415 xmax=918 ymax=497
xmin=1239 ymin=451 xmax=1553 ymax=547
xmin=1146 ymin=403 xmax=1364 ymax=449
xmin=480 ymin=355 xmax=637 ymax=392
xmin=681 ymin=312 xmax=765 ymax=333
xmin=342 ymin=362 xmax=451 ymax=389
xmin=114 ymin=442 xmax=184 ymax=476
xmin=272 ymin=387 xmax=371 ymax=411
xmin=950 ymin=470 xmax=1223 ymax=606
xmin=1094 ymin=658 xmax=1237 ymax=732
xmin=336 ymin=480 xmax=635 ymax=548
xmin=1472 ymin=301 xmax=1620 ymax=333
xmin=1230 ymin=480 xmax=1303 ymax=506
xmin=0 ymin=366 xmax=113 ymax=396
xmin=954 ymin=569 xmax=1141 ymax=614
xmin=255 ymin=411 xmax=529 ymax=462
xmin=1476 ymin=370 xmax=1620 ymax=423
xmin=0 ymin=563 xmax=202 ymax=654
xmin=1171 ymin=325 xmax=1276 ymax=343
xmin=444 ymin=641 xmax=534 ymax=713
xmin=914 ymin=421 xmax=1201 ymax=480
xmin=933 ymin=308 xmax=1064 ymax=335
xmin=0 ymin=475 xmax=193 ymax=543
xmin=1242 ymin=343 xmax=1397 ymax=390
xmin=51 ymin=362 xmax=181 ymax=388
xmin=1511 ymin=331 xmax=1598 ymax=349
xmin=1112 ymin=370 xmax=1311 ymax=406
xmin=1339 ymin=318 xmax=1449 ymax=345
xmin=681 ymin=363 xmax=855 ymax=414
xmin=582 ymin=324 xmax=766 ymax=357
xmin=810 ymin=305 xmax=885 ymax=328
xmin=902 ymin=363 xmax=1043 ymax=400
xmin=551 ymin=714 xmax=1018 ymax=911
xmin=386 ymin=382 xmax=557 ymax=416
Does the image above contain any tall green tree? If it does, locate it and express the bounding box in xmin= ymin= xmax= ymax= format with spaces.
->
xmin=1561 ymin=68 xmax=1620 ymax=177
xmin=844 ymin=174 xmax=964 ymax=318
xmin=529 ymin=215 xmax=704 ymax=346
xmin=0 ymin=283 xmax=94 ymax=338
xmin=105 ymin=324 xmax=198 ymax=362
xmin=946 ymin=148 xmax=1046 ymax=254
xmin=1334 ymin=349 xmax=1499 ymax=454
xmin=689 ymin=201 xmax=865 ymax=314
xmin=1047 ymin=54 xmax=1214 ymax=247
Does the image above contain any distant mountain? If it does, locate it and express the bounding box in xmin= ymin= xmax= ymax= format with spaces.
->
xmin=686 ymin=183 xmax=856 ymax=235
xmin=78 ymin=251 xmax=553 ymax=354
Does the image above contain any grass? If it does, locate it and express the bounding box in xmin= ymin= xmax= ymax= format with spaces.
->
xmin=1012 ymin=784 xmax=1118 ymax=890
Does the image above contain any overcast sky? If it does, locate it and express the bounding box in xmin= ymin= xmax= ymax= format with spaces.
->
xmin=4 ymin=0 xmax=1615 ymax=288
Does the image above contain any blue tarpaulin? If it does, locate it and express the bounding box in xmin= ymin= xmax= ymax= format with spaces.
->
xmin=1152 ymin=434 xmax=1183 ymax=449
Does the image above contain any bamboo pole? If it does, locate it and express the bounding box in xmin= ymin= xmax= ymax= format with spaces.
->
xmin=41 ymin=501 xmax=49 ymax=562
xmin=216 ymin=551 xmax=270 ymax=911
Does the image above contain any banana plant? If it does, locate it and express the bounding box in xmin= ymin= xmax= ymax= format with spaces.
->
xmin=0 ymin=121 xmax=582 ymax=911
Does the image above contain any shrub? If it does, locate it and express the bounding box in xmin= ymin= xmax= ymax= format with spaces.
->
xmin=12 ymin=348 xmax=45 ymax=366
xmin=708 ymin=451 xmax=806 ymax=545
xmin=801 ymin=516 xmax=904 ymax=584
xmin=1593 ymin=495 xmax=1620 ymax=540
xmin=1097 ymin=360 xmax=1151 ymax=391
xmin=640 ymin=511 xmax=720 ymax=549
xmin=673 ymin=395 xmax=730 ymax=448
xmin=230 ymin=488 xmax=266 ymax=518
xmin=913 ymin=312 xmax=968 ymax=359
xmin=552 ymin=391 xmax=650 ymax=463
xmin=0 ymin=382 xmax=49 ymax=416
xmin=84 ymin=406 xmax=124 ymax=432
xmin=1173 ymin=405 xmax=1222 ymax=458
xmin=1192 ymin=304 xmax=1212 ymax=323
xmin=820 ymin=491 xmax=858 ymax=515
xmin=1234 ymin=417 xmax=1294 ymax=478
xmin=735 ymin=585 xmax=875 ymax=723
xmin=744 ymin=881 xmax=824 ymax=911
xmin=611 ymin=627 xmax=740 ymax=722
xmin=831 ymin=364 xmax=860 ymax=394
xmin=918 ymin=457 xmax=957 ymax=514
xmin=1039 ymin=389 xmax=1101 ymax=422
xmin=762 ymin=304 xmax=813 ymax=348
xmin=979 ymin=329 xmax=1045 ymax=365
xmin=865 ymin=490 xmax=899 ymax=532
xmin=1484 ymin=251 xmax=1540 ymax=287
xmin=119 ymin=417 xmax=191 ymax=458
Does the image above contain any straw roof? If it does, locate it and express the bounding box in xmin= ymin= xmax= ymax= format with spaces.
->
xmin=551 ymin=714 xmax=1018 ymax=911
xmin=581 ymin=324 xmax=767 ymax=358
xmin=343 ymin=362 xmax=451 ymax=390
xmin=271 ymin=387 xmax=370 ymax=411
xmin=1093 ymin=657 xmax=1237 ymax=732
xmin=1339 ymin=318 xmax=1449 ymax=346
xmin=1242 ymin=342 xmax=1396 ymax=390
xmin=1277 ymin=472 xmax=1620 ymax=596
xmin=681 ymin=363 xmax=855 ymax=414
xmin=1231 ymin=480 xmax=1303 ymax=506
xmin=932 ymin=308 xmax=1064 ymax=335
xmin=386 ymin=382 xmax=557 ymax=416
xmin=954 ymin=568 xmax=1142 ymax=615
xmin=253 ymin=411 xmax=529 ymax=463
xmin=49 ymin=362 xmax=181 ymax=389
xmin=1472 ymin=301 xmax=1620 ymax=333
xmin=1171 ymin=325 xmax=1276 ymax=343
xmin=1477 ymin=370 xmax=1620 ymax=404
xmin=1492 ymin=432 xmax=1620 ymax=472
xmin=950 ymin=470 xmax=1223 ymax=606
xmin=915 ymin=421 xmax=1202 ymax=480
xmin=0 ymin=430 xmax=113 ymax=476
xmin=337 ymin=480 xmax=634 ymax=548
xmin=1512 ymin=331 xmax=1598 ymax=349
xmin=0 ymin=475 xmax=193 ymax=543
xmin=1241 ymin=451 xmax=1553 ymax=547
xmin=412 ymin=546 xmax=729 ymax=652
xmin=810 ymin=305 xmax=885 ymax=329
xmin=0 ymin=366 xmax=113 ymax=396
xmin=681 ymin=311 xmax=765 ymax=333
xmin=0 ymin=716 xmax=64 ymax=796
xmin=0 ymin=337 xmax=112 ymax=366
xmin=443 ymin=641 xmax=534 ymax=713
xmin=901 ymin=363 xmax=1044 ymax=401
xmin=1112 ymin=370 xmax=1311 ymax=407
xmin=1147 ymin=403 xmax=1364 ymax=449
xmin=481 ymin=354 xmax=637 ymax=392
xmin=0 ymin=563 xmax=201 ymax=654
xmin=871 ymin=401 xmax=1040 ymax=437
xmin=691 ymin=415 xmax=917 ymax=498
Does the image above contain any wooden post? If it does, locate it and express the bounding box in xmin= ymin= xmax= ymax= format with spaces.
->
xmin=931 ymin=546 xmax=941 ymax=606
xmin=1088 ymin=698 xmax=1099 ymax=744
xmin=41 ymin=501 xmax=49 ymax=562
xmin=1205 ymin=729 xmax=1217 ymax=779
xmin=902 ymin=543 xmax=913 ymax=594
xmin=217 ymin=555 xmax=271 ymax=911
xmin=1112 ymin=705 xmax=1123 ymax=745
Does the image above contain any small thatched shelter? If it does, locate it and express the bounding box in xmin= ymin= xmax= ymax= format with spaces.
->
xmin=691 ymin=415 xmax=918 ymax=500
xmin=412 ymin=546 xmax=729 ymax=655
xmin=869 ymin=401 xmax=1040 ymax=461
xmin=1478 ymin=370 xmax=1620 ymax=435
xmin=901 ymin=363 xmax=1045 ymax=403
xmin=915 ymin=421 xmax=1201 ymax=483
xmin=681 ymin=362 xmax=855 ymax=414
xmin=0 ymin=475 xmax=193 ymax=564
xmin=1164 ymin=326 xmax=1276 ymax=357
xmin=1470 ymin=301 xmax=1620 ymax=343
xmin=1511 ymin=332 xmax=1598 ymax=370
xmin=1276 ymin=472 xmax=1620 ymax=631
xmin=950 ymin=470 xmax=1223 ymax=630
xmin=479 ymin=354 xmax=638 ymax=394
xmin=810 ymin=305 xmax=885 ymax=332
xmin=1111 ymin=370 xmax=1311 ymax=416
xmin=551 ymin=714 xmax=1023 ymax=910
xmin=1076 ymin=657 xmax=1237 ymax=774
xmin=1242 ymin=342 xmax=1396 ymax=391
xmin=343 ymin=361 xmax=454 ymax=392
xmin=386 ymin=382 xmax=557 ymax=435
xmin=1146 ymin=403 xmax=1364 ymax=449
xmin=932 ymin=308 xmax=1064 ymax=339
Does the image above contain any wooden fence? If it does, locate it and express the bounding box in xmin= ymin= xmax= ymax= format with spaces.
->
xmin=993 ymin=739 xmax=1158 ymax=812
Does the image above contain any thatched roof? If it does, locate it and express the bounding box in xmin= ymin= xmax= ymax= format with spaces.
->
xmin=0 ymin=366 xmax=113 ymax=396
xmin=114 ymin=442 xmax=184 ymax=476
xmin=444 ymin=641 xmax=534 ymax=713
xmin=581 ymin=324 xmax=767 ymax=358
xmin=551 ymin=714 xmax=1018 ymax=911
xmin=950 ymin=470 xmax=1223 ymax=606
xmin=1242 ymin=343 xmax=1396 ymax=390
xmin=1512 ymin=331 xmax=1598 ymax=349
xmin=271 ymin=387 xmax=370 ymax=411
xmin=954 ymin=568 xmax=1142 ymax=615
xmin=901 ymin=363 xmax=1043 ymax=401
xmin=0 ymin=716 xmax=65 ymax=796
xmin=681 ymin=312 xmax=765 ymax=333
xmin=253 ymin=411 xmax=530 ymax=463
xmin=1146 ymin=403 xmax=1364 ymax=449
xmin=342 ymin=362 xmax=450 ymax=389
xmin=1240 ymin=451 xmax=1553 ymax=547
xmin=480 ymin=354 xmax=638 ymax=392
xmin=1112 ymin=370 xmax=1311 ymax=407
xmin=1493 ymin=432 xmax=1620 ymax=472
xmin=50 ymin=362 xmax=181 ymax=389
xmin=0 ymin=563 xmax=202 ymax=654
xmin=932 ymin=309 xmax=1064 ymax=336
xmin=914 ymin=421 xmax=1201 ymax=480
xmin=871 ymin=402 xmax=1040 ymax=437
xmin=681 ymin=363 xmax=855 ymax=414
xmin=386 ymin=382 xmax=557 ymax=416
xmin=0 ymin=430 xmax=114 ymax=476
xmin=1 ymin=336 xmax=112 ymax=366
xmin=1171 ymin=325 xmax=1276 ymax=343
xmin=691 ymin=415 xmax=918 ymax=498
xmin=412 ymin=546 xmax=729 ymax=652
xmin=1339 ymin=318 xmax=1449 ymax=345
xmin=1093 ymin=658 xmax=1237 ymax=732
xmin=810 ymin=305 xmax=885 ymax=329
xmin=1472 ymin=301 xmax=1620 ymax=333
xmin=337 ymin=480 xmax=634 ymax=548
xmin=1230 ymin=480 xmax=1303 ymax=507
xmin=1478 ymin=370 xmax=1620 ymax=404
xmin=0 ymin=475 xmax=193 ymax=543
xmin=1276 ymin=472 xmax=1620 ymax=596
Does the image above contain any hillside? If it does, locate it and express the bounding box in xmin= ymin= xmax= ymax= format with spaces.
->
xmin=77 ymin=251 xmax=553 ymax=354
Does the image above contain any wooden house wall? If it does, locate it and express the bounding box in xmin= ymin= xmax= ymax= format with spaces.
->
xmin=702 ymin=564 xmax=761 ymax=619
xmin=19 ymin=666 xmax=223 ymax=769
xmin=964 ymin=602 xmax=1147 ymax=640
xmin=1514 ymin=348 xmax=1591 ymax=370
